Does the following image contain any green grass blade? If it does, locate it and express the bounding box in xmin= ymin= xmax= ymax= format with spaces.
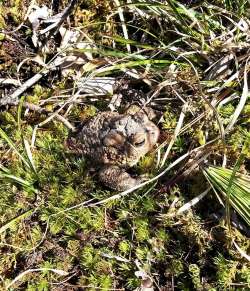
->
xmin=0 ymin=127 xmax=30 ymax=169
xmin=0 ymin=170 xmax=36 ymax=191
xmin=95 ymin=59 xmax=184 ymax=74
xmin=204 ymin=165 xmax=250 ymax=226
xmin=225 ymin=153 xmax=246 ymax=229
xmin=0 ymin=209 xmax=33 ymax=234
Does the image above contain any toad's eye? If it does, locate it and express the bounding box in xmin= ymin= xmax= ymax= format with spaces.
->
xmin=132 ymin=134 xmax=146 ymax=147
xmin=131 ymin=132 xmax=147 ymax=147
xmin=134 ymin=139 xmax=146 ymax=147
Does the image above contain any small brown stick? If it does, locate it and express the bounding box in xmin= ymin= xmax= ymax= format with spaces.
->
xmin=42 ymin=0 xmax=79 ymax=38
xmin=0 ymin=69 xmax=48 ymax=106
xmin=0 ymin=49 xmax=64 ymax=106
xmin=53 ymin=0 xmax=79 ymax=35
xmin=1 ymin=99 xmax=76 ymax=131
xmin=53 ymin=113 xmax=76 ymax=131
xmin=10 ymin=70 xmax=47 ymax=99
xmin=0 ymin=78 xmax=20 ymax=86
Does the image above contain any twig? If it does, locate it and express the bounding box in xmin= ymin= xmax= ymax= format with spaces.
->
xmin=101 ymin=252 xmax=130 ymax=263
xmin=51 ymin=271 xmax=78 ymax=286
xmin=10 ymin=70 xmax=47 ymax=99
xmin=233 ymin=240 xmax=250 ymax=261
xmin=1 ymin=99 xmax=48 ymax=113
xmin=0 ymin=78 xmax=20 ymax=87
xmin=54 ymin=113 xmax=76 ymax=131
xmin=0 ymin=69 xmax=49 ymax=106
xmin=0 ymin=48 xmax=65 ymax=106
xmin=37 ymin=87 xmax=83 ymax=128
xmin=44 ymin=0 xmax=79 ymax=38
xmin=0 ymin=99 xmax=76 ymax=131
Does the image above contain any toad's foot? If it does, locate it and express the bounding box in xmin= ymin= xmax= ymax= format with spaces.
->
xmin=98 ymin=165 xmax=144 ymax=191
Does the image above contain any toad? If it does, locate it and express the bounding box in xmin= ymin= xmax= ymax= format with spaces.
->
xmin=66 ymin=107 xmax=160 ymax=191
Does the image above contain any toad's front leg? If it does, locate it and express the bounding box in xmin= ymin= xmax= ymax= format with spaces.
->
xmin=98 ymin=165 xmax=143 ymax=191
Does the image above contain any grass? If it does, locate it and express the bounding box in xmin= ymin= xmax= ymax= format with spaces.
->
xmin=204 ymin=163 xmax=250 ymax=226
xmin=0 ymin=0 xmax=249 ymax=290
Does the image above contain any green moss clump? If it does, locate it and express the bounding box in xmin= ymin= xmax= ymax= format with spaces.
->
xmin=214 ymin=254 xmax=238 ymax=288
xmin=189 ymin=264 xmax=202 ymax=290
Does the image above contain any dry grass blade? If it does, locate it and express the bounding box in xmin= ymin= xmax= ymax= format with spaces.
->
xmin=233 ymin=241 xmax=250 ymax=262
xmin=6 ymin=268 xmax=69 ymax=289
xmin=177 ymin=187 xmax=211 ymax=215
xmin=114 ymin=0 xmax=131 ymax=53
xmin=23 ymin=139 xmax=37 ymax=174
xmin=226 ymin=57 xmax=250 ymax=132
xmin=160 ymin=103 xmax=187 ymax=168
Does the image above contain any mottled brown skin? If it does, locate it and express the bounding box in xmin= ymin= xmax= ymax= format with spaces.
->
xmin=66 ymin=108 xmax=159 ymax=190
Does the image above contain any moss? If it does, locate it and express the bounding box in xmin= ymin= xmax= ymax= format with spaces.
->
xmin=193 ymin=128 xmax=206 ymax=145
xmin=118 ymin=240 xmax=131 ymax=255
xmin=189 ymin=264 xmax=202 ymax=290
xmin=169 ymin=259 xmax=184 ymax=277
xmin=0 ymin=111 xmax=17 ymax=126
xmin=134 ymin=218 xmax=150 ymax=242
xmin=162 ymin=107 xmax=177 ymax=129
xmin=0 ymin=9 xmax=5 ymax=29
xmin=80 ymin=244 xmax=101 ymax=269
xmin=240 ymin=265 xmax=250 ymax=286
xmin=0 ymin=32 xmax=5 ymax=41
xmin=1 ymin=0 xmax=25 ymax=25
xmin=214 ymin=254 xmax=238 ymax=288
xmin=27 ymin=279 xmax=49 ymax=291
xmin=135 ymin=245 xmax=151 ymax=261
xmin=69 ymin=104 xmax=97 ymax=122
xmin=137 ymin=153 xmax=157 ymax=173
